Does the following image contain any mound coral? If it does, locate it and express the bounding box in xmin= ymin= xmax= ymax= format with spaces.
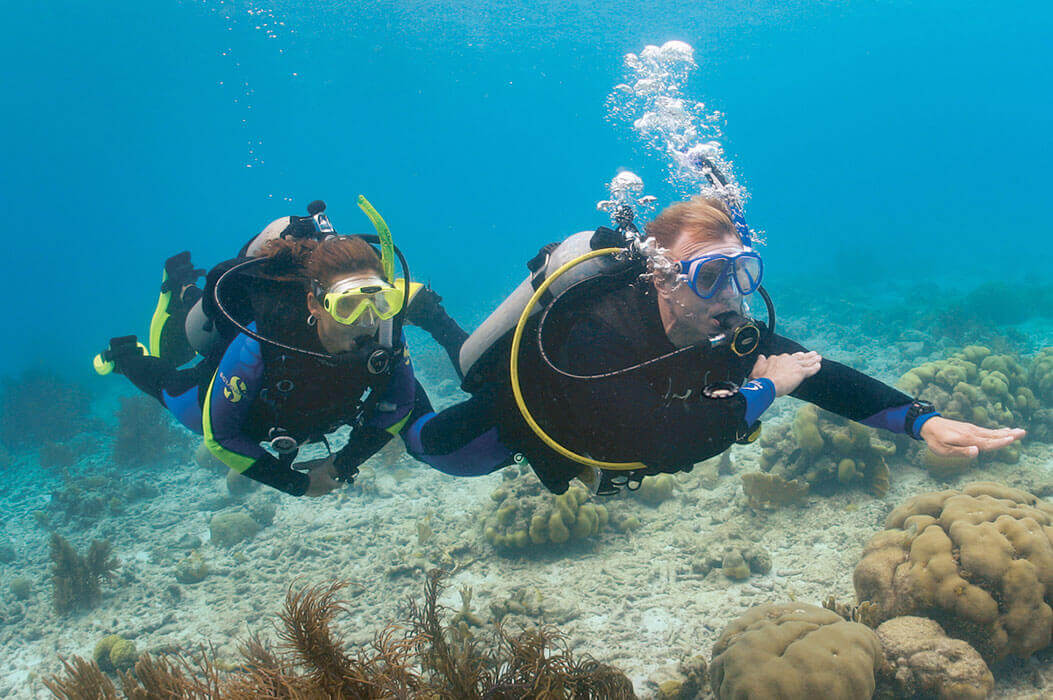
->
xmin=709 ymin=602 xmax=884 ymax=699
xmin=45 ymin=571 xmax=636 ymax=699
xmin=741 ymin=471 xmax=809 ymax=510
xmin=853 ymin=481 xmax=1053 ymax=663
xmin=488 ymin=586 xmax=578 ymax=626
xmin=209 ymin=511 xmax=262 ymax=548
xmin=1030 ymin=347 xmax=1053 ymax=405
xmin=174 ymin=551 xmax=209 ymax=584
xmin=686 ymin=526 xmax=771 ymax=581
xmin=897 ymin=345 xmax=1042 ymax=464
xmin=1028 ymin=347 xmax=1053 ymax=442
xmin=631 ymin=474 xmax=676 ymax=505
xmin=759 ymin=404 xmax=895 ymax=495
xmin=875 ymin=616 xmax=993 ymax=700
xmin=93 ymin=634 xmax=139 ymax=672
xmin=483 ymin=477 xmax=609 ymax=553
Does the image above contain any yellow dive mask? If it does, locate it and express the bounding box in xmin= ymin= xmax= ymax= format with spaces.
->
xmin=319 ymin=276 xmax=404 ymax=325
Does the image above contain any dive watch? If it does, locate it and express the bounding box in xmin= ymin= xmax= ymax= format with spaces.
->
xmin=904 ymin=400 xmax=939 ymax=439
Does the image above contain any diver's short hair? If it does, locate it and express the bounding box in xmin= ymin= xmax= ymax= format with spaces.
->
xmin=646 ymin=195 xmax=736 ymax=249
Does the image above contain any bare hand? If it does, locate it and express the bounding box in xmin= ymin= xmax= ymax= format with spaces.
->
xmin=920 ymin=416 xmax=1026 ymax=458
xmin=303 ymin=457 xmax=342 ymax=497
xmin=750 ymin=351 xmax=823 ymax=397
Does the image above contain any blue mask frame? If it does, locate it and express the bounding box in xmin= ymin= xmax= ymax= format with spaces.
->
xmin=679 ymin=250 xmax=763 ymax=300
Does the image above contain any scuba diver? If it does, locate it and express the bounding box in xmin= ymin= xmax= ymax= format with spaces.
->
xmin=95 ymin=198 xmax=469 ymax=497
xmin=405 ymin=169 xmax=1026 ymax=495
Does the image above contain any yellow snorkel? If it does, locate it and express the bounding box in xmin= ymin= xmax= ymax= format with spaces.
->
xmin=357 ymin=195 xmax=396 ymax=284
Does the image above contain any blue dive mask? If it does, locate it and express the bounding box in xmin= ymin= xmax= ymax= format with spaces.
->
xmin=679 ymin=250 xmax=763 ymax=300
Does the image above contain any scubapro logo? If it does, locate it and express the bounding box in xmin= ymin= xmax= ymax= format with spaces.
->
xmin=223 ymin=375 xmax=247 ymax=403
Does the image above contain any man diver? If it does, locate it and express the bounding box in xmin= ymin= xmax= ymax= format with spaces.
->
xmin=406 ymin=192 xmax=1026 ymax=494
xmin=96 ymin=199 xmax=469 ymax=497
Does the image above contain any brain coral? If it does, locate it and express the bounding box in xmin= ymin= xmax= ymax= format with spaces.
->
xmin=709 ymin=603 xmax=884 ymax=700
xmin=854 ymin=481 xmax=1053 ymax=663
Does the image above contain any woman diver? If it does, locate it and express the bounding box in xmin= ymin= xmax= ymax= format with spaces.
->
xmin=96 ymin=199 xmax=468 ymax=497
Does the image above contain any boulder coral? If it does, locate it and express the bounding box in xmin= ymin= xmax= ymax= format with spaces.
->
xmin=483 ymin=479 xmax=608 ymax=552
xmin=875 ymin=616 xmax=993 ymax=700
xmin=709 ymin=603 xmax=884 ymax=700
xmin=93 ymin=634 xmax=138 ymax=672
xmin=759 ymin=404 xmax=895 ymax=495
xmin=854 ymin=481 xmax=1053 ymax=663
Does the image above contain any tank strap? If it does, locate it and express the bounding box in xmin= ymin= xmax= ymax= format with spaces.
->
xmin=527 ymin=241 xmax=561 ymax=305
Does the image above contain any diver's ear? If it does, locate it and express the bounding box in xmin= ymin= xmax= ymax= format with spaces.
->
xmin=306 ymin=291 xmax=324 ymax=316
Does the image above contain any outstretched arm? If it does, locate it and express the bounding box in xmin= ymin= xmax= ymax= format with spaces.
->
xmin=764 ymin=333 xmax=1026 ymax=456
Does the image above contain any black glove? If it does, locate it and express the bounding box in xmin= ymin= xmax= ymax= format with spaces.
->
xmin=333 ymin=426 xmax=393 ymax=481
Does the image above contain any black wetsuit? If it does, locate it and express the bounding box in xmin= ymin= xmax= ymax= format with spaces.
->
xmin=412 ymin=273 xmax=921 ymax=494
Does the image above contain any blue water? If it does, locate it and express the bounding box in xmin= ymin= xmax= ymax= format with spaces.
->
xmin=3 ymin=3 xmax=1053 ymax=695
xmin=1 ymin=0 xmax=1050 ymax=375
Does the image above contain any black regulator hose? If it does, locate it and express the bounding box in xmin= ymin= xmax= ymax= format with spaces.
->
xmin=535 ymin=279 xmax=775 ymax=383
xmin=212 ymin=235 xmax=412 ymax=366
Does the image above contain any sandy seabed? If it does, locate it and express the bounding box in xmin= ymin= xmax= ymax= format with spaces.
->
xmin=2 ymin=330 xmax=1052 ymax=699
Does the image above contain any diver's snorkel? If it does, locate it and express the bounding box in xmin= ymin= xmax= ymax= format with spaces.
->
xmin=352 ymin=195 xmax=406 ymax=375
xmin=211 ymin=198 xmax=412 ymax=374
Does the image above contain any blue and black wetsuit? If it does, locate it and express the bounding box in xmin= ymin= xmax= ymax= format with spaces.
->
xmin=111 ymin=248 xmax=469 ymax=495
xmin=118 ymin=324 xmax=430 ymax=495
xmin=409 ymin=278 xmax=936 ymax=493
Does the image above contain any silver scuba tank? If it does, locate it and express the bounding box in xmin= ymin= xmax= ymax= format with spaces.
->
xmin=184 ymin=298 xmax=220 ymax=357
xmin=458 ymin=230 xmax=627 ymax=380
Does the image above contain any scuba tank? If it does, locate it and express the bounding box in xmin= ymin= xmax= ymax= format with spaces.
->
xmin=460 ymin=226 xmax=633 ymax=392
xmin=183 ymin=200 xmax=335 ymax=359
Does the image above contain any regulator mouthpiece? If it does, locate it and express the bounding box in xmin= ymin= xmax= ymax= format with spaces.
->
xmin=713 ymin=311 xmax=761 ymax=357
